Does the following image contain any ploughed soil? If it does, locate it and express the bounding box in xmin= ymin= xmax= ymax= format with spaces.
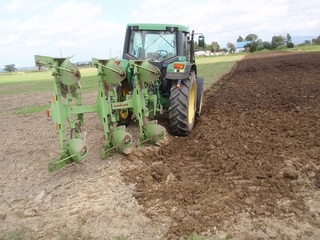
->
xmin=0 ymin=51 xmax=320 ymax=239
xmin=123 ymin=51 xmax=320 ymax=239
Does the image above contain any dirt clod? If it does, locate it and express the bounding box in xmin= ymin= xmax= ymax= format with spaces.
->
xmin=283 ymin=170 xmax=300 ymax=180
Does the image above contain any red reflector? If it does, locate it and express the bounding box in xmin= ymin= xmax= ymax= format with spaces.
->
xmin=174 ymin=63 xmax=184 ymax=69
xmin=114 ymin=60 xmax=120 ymax=65
xmin=46 ymin=109 xmax=50 ymax=117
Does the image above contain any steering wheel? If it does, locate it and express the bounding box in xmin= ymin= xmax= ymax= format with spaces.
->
xmin=155 ymin=50 xmax=168 ymax=59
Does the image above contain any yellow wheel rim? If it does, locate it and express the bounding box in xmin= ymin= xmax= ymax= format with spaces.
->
xmin=120 ymin=109 xmax=129 ymax=119
xmin=120 ymin=81 xmax=130 ymax=120
xmin=188 ymin=82 xmax=196 ymax=124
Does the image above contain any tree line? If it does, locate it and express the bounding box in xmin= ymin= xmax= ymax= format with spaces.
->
xmin=195 ymin=34 xmax=320 ymax=53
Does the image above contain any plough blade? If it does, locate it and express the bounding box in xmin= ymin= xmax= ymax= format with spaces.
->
xmin=144 ymin=122 xmax=167 ymax=144
xmin=67 ymin=138 xmax=88 ymax=163
xmin=111 ymin=126 xmax=133 ymax=153
xmin=48 ymin=138 xmax=87 ymax=172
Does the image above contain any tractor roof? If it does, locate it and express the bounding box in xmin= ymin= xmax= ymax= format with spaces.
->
xmin=126 ymin=23 xmax=189 ymax=33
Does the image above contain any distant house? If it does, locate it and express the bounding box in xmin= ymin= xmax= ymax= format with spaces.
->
xmin=195 ymin=51 xmax=206 ymax=56
xmin=235 ymin=41 xmax=251 ymax=52
xmin=213 ymin=50 xmax=226 ymax=56
xmin=195 ymin=50 xmax=226 ymax=57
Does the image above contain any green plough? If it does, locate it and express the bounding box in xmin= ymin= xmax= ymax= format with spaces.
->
xmin=35 ymin=55 xmax=166 ymax=172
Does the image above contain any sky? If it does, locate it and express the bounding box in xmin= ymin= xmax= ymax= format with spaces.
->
xmin=0 ymin=0 xmax=319 ymax=68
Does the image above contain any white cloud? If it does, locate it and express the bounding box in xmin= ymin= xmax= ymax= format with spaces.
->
xmin=1 ymin=33 xmax=20 ymax=46
xmin=5 ymin=0 xmax=28 ymax=13
xmin=25 ymin=38 xmax=45 ymax=48
xmin=0 ymin=0 xmax=319 ymax=68
xmin=131 ymin=0 xmax=320 ymax=46
xmin=0 ymin=0 xmax=126 ymax=67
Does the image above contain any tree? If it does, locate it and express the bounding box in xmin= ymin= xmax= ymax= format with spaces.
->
xmin=227 ymin=42 xmax=236 ymax=54
xmin=244 ymin=40 xmax=263 ymax=52
xmin=285 ymin=33 xmax=294 ymax=48
xmin=194 ymin=41 xmax=200 ymax=51
xmin=195 ymin=41 xmax=210 ymax=51
xmin=312 ymin=35 xmax=320 ymax=45
xmin=286 ymin=33 xmax=292 ymax=44
xmin=4 ymin=64 xmax=17 ymax=72
xmin=271 ymin=35 xmax=285 ymax=49
xmin=237 ymin=36 xmax=244 ymax=42
xmin=220 ymin=48 xmax=228 ymax=53
xmin=262 ymin=41 xmax=272 ymax=50
xmin=245 ymin=33 xmax=259 ymax=42
xmin=245 ymin=43 xmax=256 ymax=53
xmin=242 ymin=34 xmax=262 ymax=52
xmin=210 ymin=41 xmax=220 ymax=52
xmin=287 ymin=42 xmax=294 ymax=48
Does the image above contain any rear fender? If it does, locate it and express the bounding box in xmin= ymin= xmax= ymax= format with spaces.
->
xmin=196 ymin=76 xmax=204 ymax=116
xmin=165 ymin=61 xmax=194 ymax=80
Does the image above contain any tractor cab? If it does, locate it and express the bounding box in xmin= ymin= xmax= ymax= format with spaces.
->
xmin=122 ymin=24 xmax=204 ymax=67
xmin=128 ymin=28 xmax=177 ymax=62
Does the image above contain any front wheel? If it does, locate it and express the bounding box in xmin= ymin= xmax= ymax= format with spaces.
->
xmin=168 ymin=72 xmax=197 ymax=136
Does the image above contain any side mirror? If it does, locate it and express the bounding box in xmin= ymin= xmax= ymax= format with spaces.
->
xmin=198 ymin=35 xmax=205 ymax=47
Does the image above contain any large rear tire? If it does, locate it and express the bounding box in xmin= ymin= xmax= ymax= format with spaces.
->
xmin=168 ymin=72 xmax=197 ymax=136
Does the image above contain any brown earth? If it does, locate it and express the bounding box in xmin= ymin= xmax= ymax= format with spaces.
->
xmin=0 ymin=51 xmax=320 ymax=239
xmin=123 ymin=51 xmax=320 ymax=239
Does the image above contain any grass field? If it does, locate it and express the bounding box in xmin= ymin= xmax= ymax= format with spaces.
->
xmin=0 ymin=54 xmax=245 ymax=116
xmin=196 ymin=53 xmax=246 ymax=87
xmin=1 ymin=44 xmax=319 ymax=113
xmin=0 ymin=54 xmax=245 ymax=95
xmin=280 ymin=43 xmax=320 ymax=52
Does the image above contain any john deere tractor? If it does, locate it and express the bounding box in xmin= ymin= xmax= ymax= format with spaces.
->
xmin=35 ymin=23 xmax=204 ymax=172
xmin=120 ymin=23 xmax=205 ymax=136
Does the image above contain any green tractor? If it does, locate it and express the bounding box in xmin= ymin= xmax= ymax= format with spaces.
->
xmin=120 ymin=23 xmax=205 ymax=136
xmin=35 ymin=23 xmax=205 ymax=172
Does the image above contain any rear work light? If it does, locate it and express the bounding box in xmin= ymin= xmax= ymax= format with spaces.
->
xmin=174 ymin=63 xmax=185 ymax=69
